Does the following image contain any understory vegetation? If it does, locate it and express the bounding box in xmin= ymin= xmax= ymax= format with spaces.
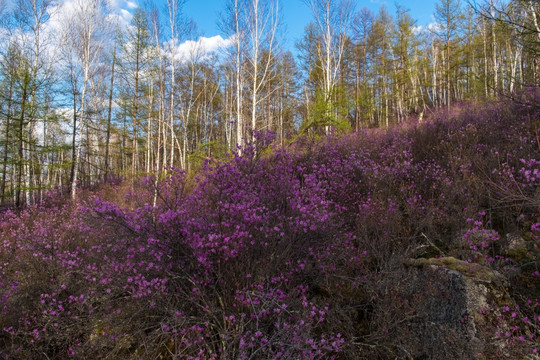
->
xmin=0 ymin=93 xmax=539 ymax=359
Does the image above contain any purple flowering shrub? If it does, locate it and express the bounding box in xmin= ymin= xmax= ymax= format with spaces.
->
xmin=0 ymin=93 xmax=539 ymax=358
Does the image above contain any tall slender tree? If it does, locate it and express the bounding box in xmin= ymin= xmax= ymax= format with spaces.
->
xmin=118 ymin=8 xmax=151 ymax=178
xmin=62 ymin=0 xmax=111 ymax=200
xmin=244 ymin=0 xmax=280 ymax=138
xmin=304 ymin=0 xmax=354 ymax=133
xmin=221 ymin=0 xmax=247 ymax=150
xmin=434 ymin=0 xmax=463 ymax=112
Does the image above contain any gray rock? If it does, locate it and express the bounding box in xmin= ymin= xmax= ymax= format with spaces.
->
xmin=505 ymin=232 xmax=529 ymax=259
xmin=405 ymin=257 xmax=511 ymax=360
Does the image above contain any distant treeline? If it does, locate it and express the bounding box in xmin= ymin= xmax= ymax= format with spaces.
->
xmin=0 ymin=0 xmax=538 ymax=206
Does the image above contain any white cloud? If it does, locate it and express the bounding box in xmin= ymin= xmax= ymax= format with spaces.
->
xmin=0 ymin=0 xmax=136 ymax=60
xmin=412 ymin=25 xmax=423 ymax=34
xmin=167 ymin=35 xmax=234 ymax=63
xmin=48 ymin=0 xmax=134 ymax=33
xmin=47 ymin=0 xmax=77 ymax=35
xmin=0 ymin=27 xmax=10 ymax=46
xmin=427 ymin=22 xmax=442 ymax=33
xmin=198 ymin=35 xmax=234 ymax=53
xmin=32 ymin=108 xmax=73 ymax=146
xmin=118 ymin=8 xmax=133 ymax=25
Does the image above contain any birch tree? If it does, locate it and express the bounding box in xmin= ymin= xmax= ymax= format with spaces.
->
xmin=471 ymin=0 xmax=540 ymax=86
xmin=166 ymin=0 xmax=186 ymax=167
xmin=104 ymin=31 xmax=117 ymax=180
xmin=221 ymin=0 xmax=247 ymax=149
xmin=393 ymin=5 xmax=419 ymax=122
xmin=62 ymin=0 xmax=110 ymax=200
xmin=1 ymin=0 xmax=54 ymax=206
xmin=244 ymin=0 xmax=280 ymax=138
xmin=304 ymin=0 xmax=354 ymax=133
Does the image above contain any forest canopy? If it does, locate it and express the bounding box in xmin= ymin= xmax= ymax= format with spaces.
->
xmin=0 ymin=0 xmax=538 ymax=206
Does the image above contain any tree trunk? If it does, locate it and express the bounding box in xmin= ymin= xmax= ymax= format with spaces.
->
xmin=104 ymin=42 xmax=116 ymax=180
xmin=16 ymin=78 xmax=29 ymax=208
xmin=1 ymin=77 xmax=14 ymax=205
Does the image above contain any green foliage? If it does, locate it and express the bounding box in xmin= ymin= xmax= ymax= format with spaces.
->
xmin=302 ymin=86 xmax=351 ymax=134
xmin=188 ymin=141 xmax=229 ymax=171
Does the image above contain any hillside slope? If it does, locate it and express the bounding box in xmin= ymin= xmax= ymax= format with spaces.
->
xmin=1 ymin=93 xmax=539 ymax=359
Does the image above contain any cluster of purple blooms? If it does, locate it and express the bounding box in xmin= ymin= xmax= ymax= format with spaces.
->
xmin=0 ymin=94 xmax=539 ymax=358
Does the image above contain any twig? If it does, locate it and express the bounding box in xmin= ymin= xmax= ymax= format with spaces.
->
xmin=421 ymin=232 xmax=445 ymax=256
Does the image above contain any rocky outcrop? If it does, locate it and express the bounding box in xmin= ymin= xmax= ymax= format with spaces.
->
xmin=406 ymin=256 xmax=512 ymax=360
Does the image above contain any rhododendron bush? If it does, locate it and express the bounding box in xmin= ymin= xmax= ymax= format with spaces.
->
xmin=0 ymin=95 xmax=539 ymax=359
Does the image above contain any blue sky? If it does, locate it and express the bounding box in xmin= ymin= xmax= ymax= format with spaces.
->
xmin=182 ymin=0 xmax=438 ymax=50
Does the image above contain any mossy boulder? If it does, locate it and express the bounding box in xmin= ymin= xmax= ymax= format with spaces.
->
xmin=407 ymin=256 xmax=506 ymax=283
xmin=405 ymin=256 xmax=512 ymax=359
